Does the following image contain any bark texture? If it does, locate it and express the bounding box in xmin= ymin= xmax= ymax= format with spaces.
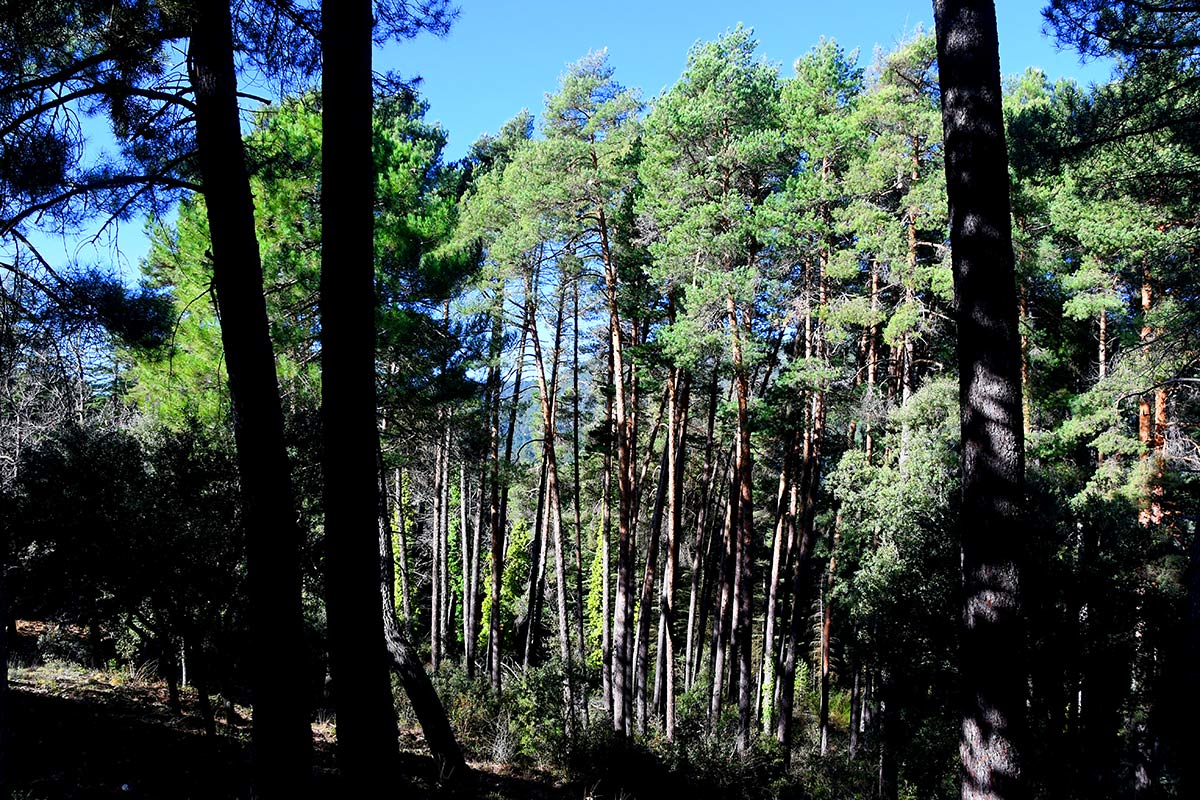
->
xmin=933 ymin=2 xmax=1028 ymax=798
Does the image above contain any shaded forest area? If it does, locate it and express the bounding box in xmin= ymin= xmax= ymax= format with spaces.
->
xmin=1 ymin=1 xmax=1198 ymax=798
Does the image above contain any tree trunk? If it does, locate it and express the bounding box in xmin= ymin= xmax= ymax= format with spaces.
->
xmin=489 ymin=288 xmax=527 ymax=690
xmin=1186 ymin=520 xmax=1200 ymax=799
xmin=819 ymin=514 xmax=841 ymax=756
xmin=431 ymin=418 xmax=444 ymax=671
xmin=1019 ymin=283 xmax=1032 ymax=437
xmin=188 ymin=3 xmax=312 ymax=793
xmin=662 ymin=365 xmax=690 ymax=740
xmin=468 ymin=460 xmax=486 ymax=677
xmin=849 ymin=663 xmax=862 ymax=761
xmin=392 ymin=468 xmax=414 ymax=634
xmin=599 ymin=202 xmax=636 ymax=736
xmin=778 ymin=397 xmax=821 ymax=764
xmin=572 ymin=274 xmax=587 ymax=669
xmin=727 ymin=296 xmax=755 ymax=755
xmin=760 ymin=429 xmax=799 ymax=734
xmin=685 ymin=366 xmax=720 ymax=689
xmin=320 ymin=0 xmax=399 ymax=785
xmin=523 ymin=452 xmax=549 ymax=667
xmin=440 ymin=424 xmax=452 ymax=662
xmin=933 ymin=4 xmax=1028 ymax=797
xmin=710 ymin=451 xmax=738 ymax=724
xmin=0 ymin=535 xmax=8 ymax=798
xmin=378 ymin=468 xmax=466 ymax=778
xmin=634 ymin=442 xmax=669 ymax=735
xmin=866 ymin=260 xmax=879 ymax=463
xmin=601 ymin=362 xmax=615 ymax=714
xmin=460 ymin=463 xmax=471 ymax=670
xmin=527 ymin=286 xmax=576 ymax=738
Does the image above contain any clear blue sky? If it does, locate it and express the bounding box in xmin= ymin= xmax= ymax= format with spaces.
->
xmin=379 ymin=0 xmax=1112 ymax=161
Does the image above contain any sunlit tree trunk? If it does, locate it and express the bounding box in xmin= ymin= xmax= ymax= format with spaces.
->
xmin=728 ymin=295 xmax=755 ymax=754
xmin=527 ymin=279 xmax=576 ymax=738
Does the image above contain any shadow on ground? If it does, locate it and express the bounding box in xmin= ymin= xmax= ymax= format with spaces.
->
xmin=6 ymin=676 xmax=571 ymax=799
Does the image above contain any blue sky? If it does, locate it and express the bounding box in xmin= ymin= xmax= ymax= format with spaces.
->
xmin=379 ymin=0 xmax=1113 ymax=161
xmin=36 ymin=1 xmax=1113 ymax=275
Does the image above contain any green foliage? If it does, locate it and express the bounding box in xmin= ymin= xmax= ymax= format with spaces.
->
xmin=477 ymin=515 xmax=532 ymax=658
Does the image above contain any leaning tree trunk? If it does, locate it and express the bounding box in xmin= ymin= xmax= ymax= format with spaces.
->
xmin=933 ymin=3 xmax=1028 ymax=798
xmin=188 ymin=3 xmax=312 ymax=793
xmin=378 ymin=461 xmax=467 ymax=778
xmin=320 ymin=0 xmax=399 ymax=787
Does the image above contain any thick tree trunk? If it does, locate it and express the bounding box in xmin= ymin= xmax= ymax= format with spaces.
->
xmin=933 ymin=4 xmax=1028 ymax=798
xmin=0 ymin=535 xmax=8 ymax=798
xmin=188 ymin=3 xmax=312 ymax=793
xmin=320 ymin=0 xmax=399 ymax=786
xmin=1186 ymin=523 xmax=1200 ymax=798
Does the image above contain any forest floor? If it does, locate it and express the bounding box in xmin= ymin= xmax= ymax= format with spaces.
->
xmin=5 ymin=627 xmax=574 ymax=799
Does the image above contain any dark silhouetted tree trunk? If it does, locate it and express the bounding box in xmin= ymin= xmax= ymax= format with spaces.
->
xmin=320 ymin=0 xmax=399 ymax=787
xmin=933 ymin=3 xmax=1028 ymax=798
xmin=188 ymin=3 xmax=312 ymax=793
xmin=0 ymin=532 xmax=8 ymax=798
